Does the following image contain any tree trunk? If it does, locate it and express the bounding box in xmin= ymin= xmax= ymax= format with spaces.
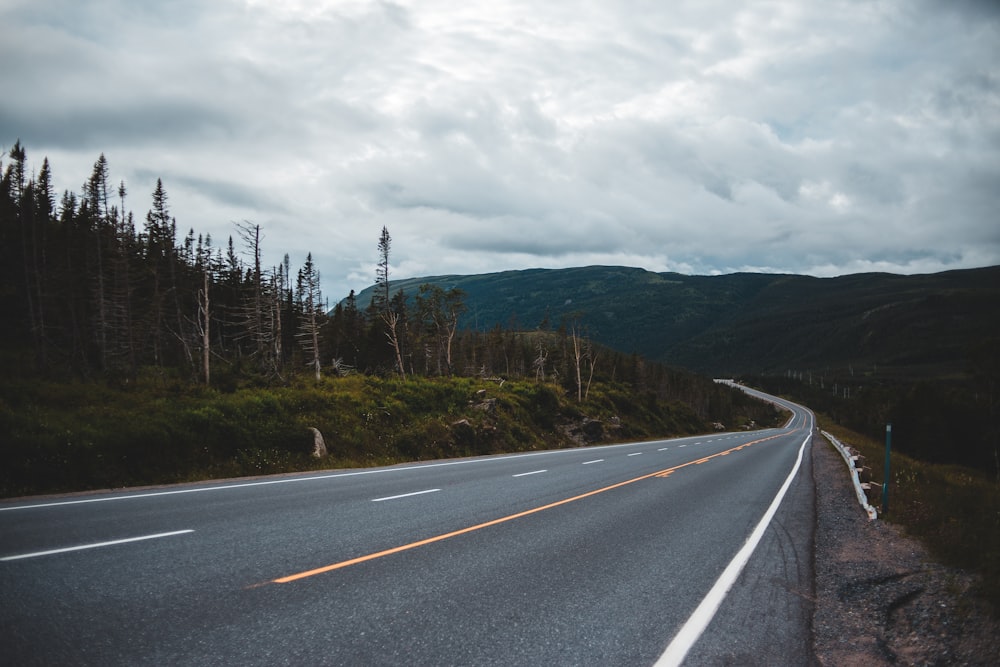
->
xmin=571 ymin=328 xmax=583 ymax=402
xmin=201 ymin=268 xmax=210 ymax=385
xmin=383 ymin=310 xmax=406 ymax=379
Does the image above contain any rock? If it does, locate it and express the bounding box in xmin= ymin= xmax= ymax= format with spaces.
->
xmin=581 ymin=418 xmax=604 ymax=441
xmin=450 ymin=419 xmax=477 ymax=445
xmin=474 ymin=398 xmax=498 ymax=414
xmin=309 ymin=427 xmax=327 ymax=458
xmin=564 ymin=418 xmax=605 ymax=444
xmin=451 ymin=418 xmax=474 ymax=433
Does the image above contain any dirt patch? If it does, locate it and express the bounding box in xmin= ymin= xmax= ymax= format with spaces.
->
xmin=812 ymin=436 xmax=1000 ymax=665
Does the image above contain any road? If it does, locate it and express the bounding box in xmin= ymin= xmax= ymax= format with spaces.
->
xmin=1 ymin=390 xmax=815 ymax=665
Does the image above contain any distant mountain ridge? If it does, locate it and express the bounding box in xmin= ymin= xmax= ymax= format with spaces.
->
xmin=349 ymin=265 xmax=1000 ymax=378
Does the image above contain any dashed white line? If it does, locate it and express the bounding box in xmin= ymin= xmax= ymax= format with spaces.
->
xmin=371 ymin=489 xmax=440 ymax=502
xmin=582 ymin=459 xmax=604 ymax=465
xmin=1 ymin=529 xmax=194 ymax=561
xmin=628 ymin=452 xmax=643 ymax=457
xmin=512 ymin=470 xmax=547 ymax=477
xmin=658 ymin=447 xmax=670 ymax=451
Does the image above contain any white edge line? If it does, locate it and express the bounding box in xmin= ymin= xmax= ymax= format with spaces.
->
xmin=371 ymin=488 xmax=440 ymax=502
xmin=1 ymin=529 xmax=195 ymax=562
xmin=512 ymin=470 xmax=547 ymax=477
xmin=654 ymin=428 xmax=812 ymax=667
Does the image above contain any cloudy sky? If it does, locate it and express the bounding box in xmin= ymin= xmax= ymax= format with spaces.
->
xmin=3 ymin=0 xmax=998 ymax=300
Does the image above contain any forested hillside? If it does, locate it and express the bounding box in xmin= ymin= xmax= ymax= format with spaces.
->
xmin=0 ymin=142 xmax=781 ymax=496
xmin=351 ymin=262 xmax=999 ymax=477
xmin=351 ymin=265 xmax=1000 ymax=380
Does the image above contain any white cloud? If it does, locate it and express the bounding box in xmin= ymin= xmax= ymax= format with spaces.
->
xmin=1 ymin=0 xmax=997 ymax=298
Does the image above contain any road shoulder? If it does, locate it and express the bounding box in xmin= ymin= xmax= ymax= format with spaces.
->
xmin=812 ymin=436 xmax=1000 ymax=665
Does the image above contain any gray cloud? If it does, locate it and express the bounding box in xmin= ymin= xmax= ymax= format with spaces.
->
xmin=3 ymin=0 xmax=997 ymax=299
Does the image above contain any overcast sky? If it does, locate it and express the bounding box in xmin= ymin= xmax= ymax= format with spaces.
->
xmin=3 ymin=0 xmax=998 ymax=300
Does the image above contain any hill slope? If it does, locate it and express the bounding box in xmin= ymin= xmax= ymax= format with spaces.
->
xmin=350 ymin=265 xmax=1000 ymax=378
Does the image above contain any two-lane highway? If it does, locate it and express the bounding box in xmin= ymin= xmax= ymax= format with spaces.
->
xmin=1 ymin=390 xmax=816 ymax=665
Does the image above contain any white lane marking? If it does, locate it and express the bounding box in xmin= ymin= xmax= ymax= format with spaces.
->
xmin=1 ymin=429 xmax=773 ymax=513
xmin=512 ymin=470 xmax=547 ymax=478
xmin=582 ymin=459 xmax=604 ymax=465
xmin=658 ymin=447 xmax=670 ymax=451
xmin=627 ymin=452 xmax=643 ymax=457
xmin=371 ymin=489 xmax=440 ymax=502
xmin=0 ymin=437 xmax=710 ymax=512
xmin=1 ymin=530 xmax=194 ymax=562
xmin=654 ymin=429 xmax=812 ymax=667
xmin=679 ymin=444 xmax=688 ymax=448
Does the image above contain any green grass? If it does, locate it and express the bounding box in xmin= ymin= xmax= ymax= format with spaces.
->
xmin=1 ymin=374 xmax=781 ymax=498
xmin=821 ymin=419 xmax=1000 ymax=614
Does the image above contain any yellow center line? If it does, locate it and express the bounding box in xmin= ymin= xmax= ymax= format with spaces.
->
xmin=269 ymin=431 xmax=791 ymax=584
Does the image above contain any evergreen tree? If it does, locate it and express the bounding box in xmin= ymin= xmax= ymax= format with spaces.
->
xmin=375 ymin=225 xmax=391 ymax=312
xmin=374 ymin=227 xmax=405 ymax=377
xmin=296 ymin=252 xmax=323 ymax=381
xmin=415 ymin=284 xmax=466 ymax=376
xmin=143 ymin=178 xmax=174 ymax=366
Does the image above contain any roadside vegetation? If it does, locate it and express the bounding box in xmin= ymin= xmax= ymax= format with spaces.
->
xmin=819 ymin=419 xmax=1000 ymax=614
xmin=0 ymin=371 xmax=781 ymax=498
xmin=5 ymin=142 xmax=995 ymax=620
xmin=0 ymin=142 xmax=783 ymax=498
xmin=745 ymin=372 xmax=999 ymax=614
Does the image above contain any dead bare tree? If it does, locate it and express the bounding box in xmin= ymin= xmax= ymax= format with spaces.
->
xmin=197 ymin=261 xmax=210 ymax=385
xmin=533 ymin=338 xmax=547 ymax=382
xmin=382 ymin=310 xmax=406 ymax=379
xmin=235 ymin=221 xmax=284 ymax=376
xmin=570 ymin=321 xmax=598 ymax=401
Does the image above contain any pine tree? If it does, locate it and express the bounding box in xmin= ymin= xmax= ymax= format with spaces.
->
xmin=143 ymin=178 xmax=173 ymax=366
xmin=29 ymin=158 xmax=55 ymax=368
xmin=4 ymin=142 xmax=43 ymax=361
xmin=374 ymin=227 xmax=405 ymax=377
xmin=416 ymin=284 xmax=466 ymax=375
xmin=375 ymin=226 xmax=391 ymax=312
xmin=296 ymin=253 xmax=323 ymax=381
xmin=109 ymin=180 xmax=137 ymax=377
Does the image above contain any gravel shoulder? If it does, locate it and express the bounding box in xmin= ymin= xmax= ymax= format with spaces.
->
xmin=812 ymin=435 xmax=1000 ymax=665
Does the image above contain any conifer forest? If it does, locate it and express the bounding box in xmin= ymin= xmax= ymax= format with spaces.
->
xmin=0 ymin=142 xmax=779 ymax=496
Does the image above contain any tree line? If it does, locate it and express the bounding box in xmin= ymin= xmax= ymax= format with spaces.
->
xmin=1 ymin=142 xmax=320 ymax=385
xmin=1 ymin=142 xmax=773 ymax=424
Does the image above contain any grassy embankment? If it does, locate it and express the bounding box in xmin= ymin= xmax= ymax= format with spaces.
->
xmin=0 ymin=373 xmax=777 ymax=498
xmin=820 ymin=419 xmax=1000 ymax=613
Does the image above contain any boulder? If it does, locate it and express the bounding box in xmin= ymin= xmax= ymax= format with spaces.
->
xmin=474 ymin=397 xmax=498 ymax=414
xmin=309 ymin=427 xmax=327 ymax=458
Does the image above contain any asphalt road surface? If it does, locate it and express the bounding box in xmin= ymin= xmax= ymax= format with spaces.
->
xmin=1 ymin=389 xmax=816 ymax=665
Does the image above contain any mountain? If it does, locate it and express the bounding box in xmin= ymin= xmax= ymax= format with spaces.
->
xmin=348 ymin=265 xmax=1000 ymax=378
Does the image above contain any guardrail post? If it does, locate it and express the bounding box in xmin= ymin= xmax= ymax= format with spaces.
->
xmin=882 ymin=423 xmax=892 ymax=515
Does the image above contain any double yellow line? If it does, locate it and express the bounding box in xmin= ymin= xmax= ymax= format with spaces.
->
xmin=269 ymin=432 xmax=789 ymax=584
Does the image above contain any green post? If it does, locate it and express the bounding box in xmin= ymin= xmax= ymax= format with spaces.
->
xmin=882 ymin=423 xmax=892 ymax=515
